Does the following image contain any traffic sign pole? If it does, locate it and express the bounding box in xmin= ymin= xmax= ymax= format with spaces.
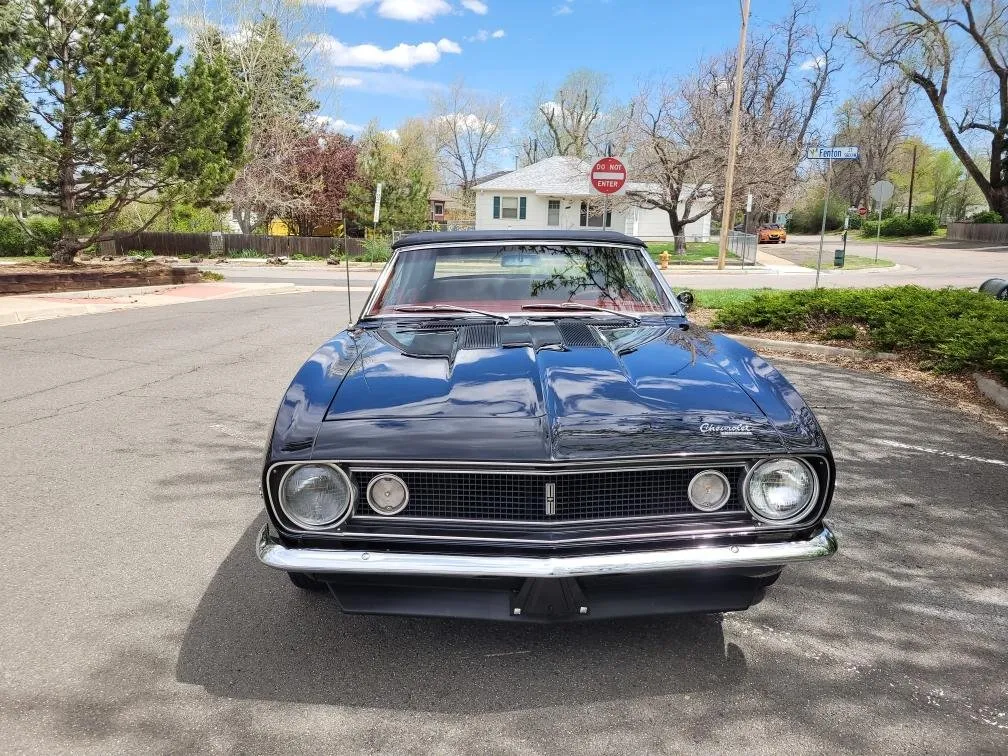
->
xmin=815 ymin=158 xmax=832 ymax=290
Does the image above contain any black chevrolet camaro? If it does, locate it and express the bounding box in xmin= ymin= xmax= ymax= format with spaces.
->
xmin=256 ymin=230 xmax=836 ymax=621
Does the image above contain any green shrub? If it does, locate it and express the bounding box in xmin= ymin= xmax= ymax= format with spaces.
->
xmin=861 ymin=213 xmax=938 ymax=238
xmin=355 ymin=236 xmax=391 ymax=263
xmin=0 ymin=217 xmax=25 ymax=256
xmin=25 ymin=216 xmax=61 ymax=254
xmin=714 ymin=286 xmax=1008 ymax=380
xmin=824 ymin=324 xmax=857 ymax=341
xmin=968 ymin=210 xmax=1003 ymax=224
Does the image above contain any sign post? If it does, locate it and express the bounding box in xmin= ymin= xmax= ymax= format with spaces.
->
xmin=589 ymin=156 xmax=626 ymax=233
xmin=870 ymin=179 xmax=895 ymax=263
xmin=807 ymin=146 xmax=860 ymax=288
xmin=372 ymin=182 xmax=383 ymax=230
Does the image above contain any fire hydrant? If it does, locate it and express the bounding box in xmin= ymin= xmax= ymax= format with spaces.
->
xmin=659 ymin=250 xmax=670 ymax=270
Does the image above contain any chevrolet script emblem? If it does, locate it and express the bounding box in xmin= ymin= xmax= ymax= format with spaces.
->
xmin=544 ymin=482 xmax=556 ymax=515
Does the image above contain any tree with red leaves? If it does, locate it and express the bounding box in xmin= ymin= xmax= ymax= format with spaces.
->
xmin=280 ymin=128 xmax=359 ymax=237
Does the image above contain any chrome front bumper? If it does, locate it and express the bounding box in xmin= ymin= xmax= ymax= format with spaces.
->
xmin=256 ymin=524 xmax=837 ymax=579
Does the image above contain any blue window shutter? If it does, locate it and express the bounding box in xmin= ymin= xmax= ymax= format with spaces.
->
xmin=519 ymin=196 xmax=527 ymax=220
xmin=493 ymin=196 xmax=500 ymax=219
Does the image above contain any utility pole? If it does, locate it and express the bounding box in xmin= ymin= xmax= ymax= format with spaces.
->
xmin=906 ymin=144 xmax=917 ymax=218
xmin=716 ymin=0 xmax=751 ymax=270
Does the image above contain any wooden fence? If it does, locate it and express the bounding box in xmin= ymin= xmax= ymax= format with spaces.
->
xmin=947 ymin=223 xmax=1008 ymax=244
xmin=102 ymin=232 xmax=365 ymax=258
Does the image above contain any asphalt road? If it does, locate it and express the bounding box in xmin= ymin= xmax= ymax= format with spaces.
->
xmin=1 ymin=291 xmax=1006 ymax=754
xmin=209 ymin=234 xmax=1008 ymax=292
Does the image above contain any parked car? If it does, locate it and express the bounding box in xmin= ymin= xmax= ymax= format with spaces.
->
xmin=256 ymin=230 xmax=837 ymax=621
xmin=758 ymin=224 xmax=787 ymax=244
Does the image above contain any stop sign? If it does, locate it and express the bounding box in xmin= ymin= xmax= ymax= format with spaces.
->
xmin=590 ymin=157 xmax=627 ymax=194
xmin=858 ymin=206 xmax=868 ymax=217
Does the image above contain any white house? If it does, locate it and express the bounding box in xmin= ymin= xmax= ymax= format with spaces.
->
xmin=473 ymin=156 xmax=712 ymax=242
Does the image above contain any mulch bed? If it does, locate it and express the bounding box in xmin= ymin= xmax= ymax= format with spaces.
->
xmin=0 ymin=262 xmax=200 ymax=295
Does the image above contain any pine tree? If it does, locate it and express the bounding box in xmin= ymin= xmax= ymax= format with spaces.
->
xmin=2 ymin=0 xmax=248 ymax=263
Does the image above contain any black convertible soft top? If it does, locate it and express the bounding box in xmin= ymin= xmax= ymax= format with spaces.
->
xmin=390 ymin=229 xmax=645 ymax=250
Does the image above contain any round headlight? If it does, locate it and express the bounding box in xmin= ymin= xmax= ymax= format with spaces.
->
xmin=366 ymin=474 xmax=409 ymax=516
xmin=687 ymin=470 xmax=730 ymax=511
xmin=279 ymin=464 xmax=353 ymax=529
xmin=744 ymin=458 xmax=818 ymax=523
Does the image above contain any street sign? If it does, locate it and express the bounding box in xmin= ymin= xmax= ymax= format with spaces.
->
xmin=590 ymin=157 xmax=627 ymax=194
xmin=807 ymin=146 xmax=859 ymax=160
xmin=373 ymin=182 xmax=383 ymax=225
xmin=870 ymin=179 xmax=895 ymax=203
xmin=858 ymin=206 xmax=868 ymax=217
xmin=745 ymin=193 xmax=753 ymax=213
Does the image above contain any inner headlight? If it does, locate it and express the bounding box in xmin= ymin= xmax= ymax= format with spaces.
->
xmin=279 ymin=464 xmax=353 ymax=529
xmin=744 ymin=458 xmax=818 ymax=524
xmin=687 ymin=470 xmax=730 ymax=511
xmin=367 ymin=474 xmax=409 ymax=515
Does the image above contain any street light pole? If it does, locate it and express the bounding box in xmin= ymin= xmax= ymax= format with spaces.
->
xmin=717 ymin=0 xmax=751 ymax=270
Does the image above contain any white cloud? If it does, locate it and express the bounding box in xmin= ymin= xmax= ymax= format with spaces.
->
xmin=466 ymin=28 xmax=505 ymax=42
xmin=313 ymin=34 xmax=462 ymax=69
xmin=316 ymin=115 xmax=365 ymax=133
xmin=554 ymin=2 xmax=573 ymax=15
xmin=305 ymin=0 xmax=451 ymax=21
xmin=384 ymin=128 xmax=401 ymax=141
xmin=377 ymin=0 xmax=451 ymax=21
xmin=334 ymin=75 xmax=365 ymax=87
xmin=461 ymin=0 xmax=488 ymax=13
xmin=436 ymin=112 xmax=497 ymax=133
xmin=331 ymin=70 xmax=449 ymax=99
xmin=799 ymin=55 xmax=825 ymax=71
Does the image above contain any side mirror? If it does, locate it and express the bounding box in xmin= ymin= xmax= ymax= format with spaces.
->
xmin=676 ymin=290 xmax=695 ymax=311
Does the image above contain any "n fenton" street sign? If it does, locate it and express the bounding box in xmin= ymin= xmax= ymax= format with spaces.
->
xmin=806 ymin=146 xmax=859 ymax=160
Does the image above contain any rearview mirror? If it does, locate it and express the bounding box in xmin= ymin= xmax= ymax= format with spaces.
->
xmin=676 ymin=290 xmax=695 ymax=311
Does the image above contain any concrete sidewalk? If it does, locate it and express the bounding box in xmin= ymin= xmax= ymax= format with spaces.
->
xmin=0 ymin=281 xmax=366 ymax=326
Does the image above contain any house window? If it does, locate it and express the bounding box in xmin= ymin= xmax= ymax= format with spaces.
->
xmin=579 ymin=201 xmax=611 ymax=228
xmin=493 ymin=195 xmax=527 ymax=221
xmin=433 ymin=202 xmax=445 ymax=216
xmin=547 ymin=200 xmax=560 ymax=226
xmin=501 ymin=196 xmax=519 ymax=219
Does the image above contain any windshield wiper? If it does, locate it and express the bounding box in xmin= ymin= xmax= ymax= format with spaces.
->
xmin=392 ymin=304 xmax=510 ymax=323
xmin=520 ymin=302 xmax=641 ymax=323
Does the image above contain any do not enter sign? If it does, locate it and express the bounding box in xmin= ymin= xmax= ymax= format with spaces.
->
xmin=590 ymin=157 xmax=627 ymax=194
xmin=858 ymin=206 xmax=868 ymax=217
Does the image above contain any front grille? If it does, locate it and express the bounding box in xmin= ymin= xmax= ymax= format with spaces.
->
xmin=351 ymin=466 xmax=747 ymax=522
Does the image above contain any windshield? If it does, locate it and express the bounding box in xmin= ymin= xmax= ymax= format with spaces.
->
xmin=366 ymin=243 xmax=676 ymax=318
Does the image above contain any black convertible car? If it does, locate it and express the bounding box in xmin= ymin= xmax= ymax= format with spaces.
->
xmin=256 ymin=230 xmax=836 ymax=621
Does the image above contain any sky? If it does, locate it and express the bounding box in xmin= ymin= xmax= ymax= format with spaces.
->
xmin=172 ymin=0 xmax=869 ymax=162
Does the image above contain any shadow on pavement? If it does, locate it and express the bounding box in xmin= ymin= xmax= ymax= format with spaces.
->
xmin=176 ymin=516 xmax=747 ymax=712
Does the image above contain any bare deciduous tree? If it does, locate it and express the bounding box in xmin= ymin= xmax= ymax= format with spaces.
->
xmin=847 ymin=0 xmax=1008 ymax=217
xmin=831 ymin=85 xmax=910 ymax=208
xmin=520 ymin=69 xmax=632 ymax=163
xmin=429 ymin=82 xmax=506 ymax=193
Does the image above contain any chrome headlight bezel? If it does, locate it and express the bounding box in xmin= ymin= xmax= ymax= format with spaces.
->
xmin=742 ymin=457 xmax=820 ymax=525
xmin=277 ymin=463 xmax=355 ymax=531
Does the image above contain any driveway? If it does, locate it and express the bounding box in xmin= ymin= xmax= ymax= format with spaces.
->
xmin=0 ymin=292 xmax=1005 ymax=754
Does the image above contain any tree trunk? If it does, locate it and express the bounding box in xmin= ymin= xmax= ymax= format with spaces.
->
xmin=50 ymin=238 xmax=78 ymax=265
xmin=990 ymin=186 xmax=1008 ymax=221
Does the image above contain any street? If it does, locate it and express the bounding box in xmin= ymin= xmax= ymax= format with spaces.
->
xmin=208 ymin=235 xmax=1008 ymax=292
xmin=1 ymin=291 xmax=1005 ymax=754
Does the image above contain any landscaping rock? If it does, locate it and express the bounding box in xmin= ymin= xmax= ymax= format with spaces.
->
xmin=326 ymin=255 xmax=340 ymax=265
xmin=101 ymin=255 xmax=115 ymax=262
xmin=190 ymin=256 xmax=203 ymax=263
xmin=266 ymin=256 xmax=288 ymax=266
xmin=973 ymin=372 xmax=1008 ymax=412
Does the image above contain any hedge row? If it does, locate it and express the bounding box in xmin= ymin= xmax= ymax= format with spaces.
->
xmin=860 ymin=213 xmax=938 ymax=238
xmin=0 ymin=216 xmax=61 ymax=256
xmin=714 ymin=286 xmax=1008 ymax=380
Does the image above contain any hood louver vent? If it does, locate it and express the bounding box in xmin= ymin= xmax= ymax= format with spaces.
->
xmin=459 ymin=324 xmax=500 ymax=349
xmin=555 ymin=320 xmax=602 ymax=348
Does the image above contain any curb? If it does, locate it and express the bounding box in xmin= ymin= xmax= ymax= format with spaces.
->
xmin=731 ymin=334 xmax=900 ymax=361
xmin=973 ymin=373 xmax=1008 ymax=412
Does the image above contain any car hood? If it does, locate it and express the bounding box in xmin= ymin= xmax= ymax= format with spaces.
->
xmin=317 ymin=322 xmax=795 ymax=458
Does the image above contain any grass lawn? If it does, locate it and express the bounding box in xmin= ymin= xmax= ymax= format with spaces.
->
xmin=690 ymin=288 xmax=768 ymax=308
xmin=797 ymin=254 xmax=895 ymax=271
xmin=647 ymin=241 xmax=736 ymax=263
